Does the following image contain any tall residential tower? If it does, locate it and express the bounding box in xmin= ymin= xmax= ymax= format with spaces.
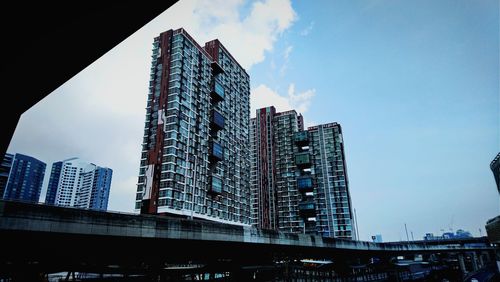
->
xmin=136 ymin=28 xmax=251 ymax=226
xmin=251 ymin=106 xmax=355 ymax=239
xmin=306 ymin=123 xmax=355 ymax=239
xmin=2 ymin=153 xmax=46 ymax=203
xmin=46 ymin=158 xmax=112 ymax=211
xmin=0 ymin=153 xmax=14 ymax=198
xmin=250 ymin=107 xmax=304 ymax=233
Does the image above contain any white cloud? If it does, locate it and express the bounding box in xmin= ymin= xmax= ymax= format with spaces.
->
xmin=251 ymin=84 xmax=293 ymax=115
xmin=300 ymin=21 xmax=315 ymax=36
xmin=288 ymin=83 xmax=316 ymax=113
xmin=251 ymin=83 xmax=315 ymax=117
xmin=173 ymin=0 xmax=297 ymax=70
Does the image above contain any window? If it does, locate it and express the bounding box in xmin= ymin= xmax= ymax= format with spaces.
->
xmin=211 ymin=176 xmax=222 ymax=194
xmin=297 ymin=177 xmax=313 ymax=189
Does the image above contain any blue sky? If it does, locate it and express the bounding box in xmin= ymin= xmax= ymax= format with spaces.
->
xmin=8 ymin=0 xmax=499 ymax=241
xmin=251 ymin=0 xmax=499 ymax=240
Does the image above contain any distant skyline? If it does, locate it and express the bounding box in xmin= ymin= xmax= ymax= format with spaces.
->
xmin=7 ymin=0 xmax=499 ymax=241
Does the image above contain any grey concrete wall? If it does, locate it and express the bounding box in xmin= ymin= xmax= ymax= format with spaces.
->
xmin=0 ymin=200 xmax=493 ymax=254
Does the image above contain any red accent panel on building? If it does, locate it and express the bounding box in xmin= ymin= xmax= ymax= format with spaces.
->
xmin=145 ymin=30 xmax=173 ymax=214
xmin=204 ymin=40 xmax=220 ymax=64
xmin=256 ymin=107 xmax=278 ymax=230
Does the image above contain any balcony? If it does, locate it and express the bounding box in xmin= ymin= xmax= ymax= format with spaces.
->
xmin=298 ymin=200 xmax=316 ymax=217
xmin=294 ymin=131 xmax=309 ymax=146
xmin=210 ymin=80 xmax=225 ymax=102
xmin=209 ymin=141 xmax=224 ymax=162
xmin=209 ymin=175 xmax=223 ymax=194
xmin=295 ymin=152 xmax=311 ymax=168
xmin=210 ymin=110 xmax=224 ymax=130
xmin=211 ymin=61 xmax=224 ymax=75
xmin=297 ymin=176 xmax=313 ymax=192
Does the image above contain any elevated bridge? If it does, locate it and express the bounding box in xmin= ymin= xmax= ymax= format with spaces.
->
xmin=0 ymin=200 xmax=495 ymax=280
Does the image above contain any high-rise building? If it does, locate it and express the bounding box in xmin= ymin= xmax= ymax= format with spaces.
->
xmin=135 ymin=28 xmax=251 ymax=226
xmin=90 ymin=167 xmax=113 ymax=211
xmin=305 ymin=123 xmax=355 ymax=239
xmin=487 ymin=153 xmax=500 ymax=245
xmin=491 ymin=152 xmax=500 ymax=194
xmin=45 ymin=161 xmax=62 ymax=205
xmin=50 ymin=158 xmax=112 ymax=211
xmin=251 ymin=107 xmax=355 ymax=239
xmin=250 ymin=107 xmax=304 ymax=232
xmin=3 ymin=153 xmax=46 ymax=203
xmin=0 ymin=153 xmax=14 ymax=198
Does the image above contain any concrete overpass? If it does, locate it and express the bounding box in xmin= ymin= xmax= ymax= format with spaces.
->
xmin=0 ymin=200 xmax=495 ymax=280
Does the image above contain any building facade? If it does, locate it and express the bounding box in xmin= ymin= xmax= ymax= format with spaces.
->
xmin=250 ymin=107 xmax=304 ymax=232
xmin=305 ymin=123 xmax=355 ymax=239
xmin=251 ymin=110 xmax=355 ymax=239
xmin=49 ymin=158 xmax=112 ymax=211
xmin=3 ymin=153 xmax=46 ymax=203
xmin=0 ymin=153 xmax=14 ymax=198
xmin=135 ymin=28 xmax=251 ymax=226
xmin=486 ymin=153 xmax=500 ymax=245
xmin=491 ymin=152 xmax=500 ymax=194
xmin=90 ymin=167 xmax=113 ymax=211
xmin=45 ymin=161 xmax=62 ymax=205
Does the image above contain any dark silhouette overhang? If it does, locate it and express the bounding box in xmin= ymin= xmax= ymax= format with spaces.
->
xmin=0 ymin=1 xmax=179 ymax=157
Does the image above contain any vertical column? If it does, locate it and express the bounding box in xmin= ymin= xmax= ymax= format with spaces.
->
xmin=478 ymin=252 xmax=485 ymax=269
xmin=458 ymin=253 xmax=467 ymax=275
xmin=471 ymin=252 xmax=479 ymax=271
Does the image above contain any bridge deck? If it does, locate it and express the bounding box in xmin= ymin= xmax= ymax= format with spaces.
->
xmin=0 ymin=200 xmax=491 ymax=252
xmin=0 ymin=200 xmax=493 ymax=274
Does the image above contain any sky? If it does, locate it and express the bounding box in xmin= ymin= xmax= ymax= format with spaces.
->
xmin=7 ymin=0 xmax=499 ymax=242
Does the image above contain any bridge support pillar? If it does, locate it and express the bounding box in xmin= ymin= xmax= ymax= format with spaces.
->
xmin=458 ymin=253 xmax=467 ymax=275
xmin=478 ymin=252 xmax=485 ymax=269
xmin=471 ymin=252 xmax=479 ymax=271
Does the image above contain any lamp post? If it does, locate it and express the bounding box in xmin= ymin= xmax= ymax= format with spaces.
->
xmin=404 ymin=223 xmax=410 ymax=243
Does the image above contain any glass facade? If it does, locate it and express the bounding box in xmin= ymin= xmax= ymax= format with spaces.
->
xmin=211 ymin=110 xmax=224 ymax=129
xmin=0 ymin=153 xmax=13 ymax=199
xmin=295 ymin=152 xmax=311 ymax=167
xmin=89 ymin=167 xmax=113 ymax=211
xmin=52 ymin=158 xmax=112 ymax=211
xmin=45 ymin=161 xmax=62 ymax=205
xmin=3 ymin=153 xmax=46 ymax=203
xmin=212 ymin=80 xmax=225 ymax=101
xmin=294 ymin=131 xmax=309 ymax=145
xmin=136 ymin=29 xmax=250 ymax=225
xmin=297 ymin=176 xmax=313 ymax=191
xmin=210 ymin=176 xmax=223 ymax=194
xmin=250 ymin=107 xmax=303 ymax=233
xmin=299 ymin=201 xmax=315 ymax=211
xmin=308 ymin=123 xmax=354 ymax=239
xmin=251 ymin=112 xmax=354 ymax=239
xmin=210 ymin=142 xmax=224 ymax=161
